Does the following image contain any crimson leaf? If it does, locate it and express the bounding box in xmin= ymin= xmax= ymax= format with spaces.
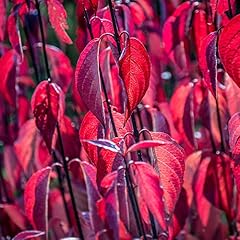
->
xmin=31 ymin=80 xmax=64 ymax=152
xmin=24 ymin=167 xmax=51 ymax=232
xmin=119 ymin=37 xmax=151 ymax=123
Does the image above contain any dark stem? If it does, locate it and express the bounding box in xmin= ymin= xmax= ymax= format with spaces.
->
xmin=136 ymin=108 xmax=157 ymax=237
xmin=56 ymin=123 xmax=84 ymax=239
xmin=107 ymin=0 xmax=121 ymax=54
xmin=124 ymin=161 xmax=147 ymax=239
xmin=215 ymin=97 xmax=225 ymax=152
xmin=107 ymin=1 xmax=146 ymax=238
xmin=0 ymin=149 xmax=11 ymax=203
xmin=227 ymin=0 xmax=233 ymax=18
xmin=23 ymin=19 xmax=40 ymax=83
xmin=34 ymin=0 xmax=51 ymax=80
xmin=52 ymin=150 xmax=72 ymax=228
xmin=84 ymin=9 xmax=118 ymax=137
xmin=149 ymin=212 xmax=158 ymax=239
xmin=131 ymin=113 xmax=143 ymax=161
xmin=34 ymin=1 xmax=84 ymax=238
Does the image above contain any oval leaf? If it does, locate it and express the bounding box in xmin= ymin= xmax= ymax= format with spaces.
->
xmin=79 ymin=111 xmax=104 ymax=165
xmin=47 ymin=0 xmax=72 ymax=44
xmin=219 ymin=14 xmax=240 ymax=88
xmin=0 ymin=50 xmax=17 ymax=106
xmin=31 ymin=80 xmax=64 ymax=152
xmin=131 ymin=162 xmax=167 ymax=232
xmin=119 ymin=37 xmax=151 ymax=123
xmin=24 ymin=167 xmax=51 ymax=232
xmin=150 ymin=132 xmax=185 ymax=215
xmin=199 ymin=32 xmax=218 ymax=98
xmin=75 ymin=38 xmax=105 ymax=126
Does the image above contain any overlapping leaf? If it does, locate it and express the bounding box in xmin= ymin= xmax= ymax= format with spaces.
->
xmin=131 ymin=162 xmax=167 ymax=232
xmin=199 ymin=32 xmax=218 ymax=97
xmin=228 ymin=112 xmax=240 ymax=190
xmin=0 ymin=50 xmax=17 ymax=107
xmin=150 ymin=132 xmax=185 ymax=215
xmin=24 ymin=167 xmax=51 ymax=232
xmin=219 ymin=15 xmax=240 ymax=88
xmin=31 ymin=80 xmax=64 ymax=152
xmin=119 ymin=37 xmax=151 ymax=123
xmin=46 ymin=0 xmax=72 ymax=44
xmin=46 ymin=45 xmax=73 ymax=93
xmin=75 ymin=38 xmax=105 ymax=126
xmin=79 ymin=111 xmax=104 ymax=164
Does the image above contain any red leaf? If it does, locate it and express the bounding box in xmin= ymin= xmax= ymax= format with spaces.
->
xmin=24 ymin=167 xmax=51 ymax=231
xmin=228 ymin=112 xmax=240 ymax=191
xmin=14 ymin=119 xmax=37 ymax=172
xmin=97 ymin=173 xmax=120 ymax=239
xmin=46 ymin=45 xmax=73 ymax=93
xmin=218 ymin=15 xmax=240 ymax=88
xmin=228 ymin=112 xmax=240 ymax=154
xmin=77 ymin=0 xmax=98 ymax=15
xmin=31 ymin=80 xmax=64 ymax=152
xmin=13 ymin=230 xmax=45 ymax=240
xmin=170 ymin=79 xmax=196 ymax=152
xmin=199 ymin=32 xmax=218 ymax=98
xmin=126 ymin=140 xmax=168 ymax=154
xmin=131 ymin=162 xmax=167 ymax=232
xmin=46 ymin=0 xmax=72 ymax=44
xmin=193 ymin=9 xmax=208 ymax=59
xmin=97 ymin=138 xmax=124 ymax=185
xmin=150 ymin=132 xmax=185 ymax=215
xmin=57 ymin=115 xmax=80 ymax=160
xmin=7 ymin=6 xmax=24 ymax=56
xmin=79 ymin=111 xmax=104 ymax=164
xmin=119 ymin=37 xmax=151 ymax=123
xmin=0 ymin=50 xmax=17 ymax=106
xmin=162 ymin=1 xmax=192 ymax=73
xmin=69 ymin=160 xmax=104 ymax=234
xmin=0 ymin=0 xmax=7 ymax=41
xmin=75 ymin=38 xmax=105 ymax=126
xmin=0 ymin=203 xmax=27 ymax=230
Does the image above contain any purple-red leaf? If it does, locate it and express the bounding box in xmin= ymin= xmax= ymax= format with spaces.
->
xmin=131 ymin=162 xmax=167 ymax=231
xmin=119 ymin=37 xmax=151 ymax=123
xmin=31 ymin=80 xmax=64 ymax=152
xmin=0 ymin=0 xmax=7 ymax=41
xmin=14 ymin=119 xmax=37 ymax=172
xmin=219 ymin=15 xmax=240 ymax=88
xmin=0 ymin=50 xmax=17 ymax=106
xmin=13 ymin=230 xmax=45 ymax=240
xmin=228 ymin=112 xmax=240 ymax=191
xmin=24 ymin=167 xmax=51 ymax=231
xmin=199 ymin=32 xmax=218 ymax=98
xmin=150 ymin=132 xmax=185 ymax=215
xmin=75 ymin=38 xmax=105 ymax=126
xmin=46 ymin=0 xmax=72 ymax=44
xmin=69 ymin=160 xmax=103 ymax=234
